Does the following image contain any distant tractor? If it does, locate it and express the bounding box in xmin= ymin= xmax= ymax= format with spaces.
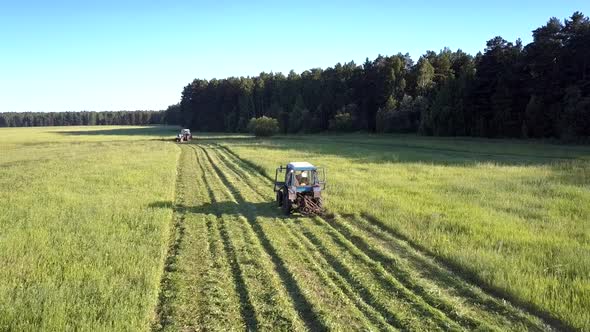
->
xmin=274 ymin=162 xmax=326 ymax=215
xmin=175 ymin=129 xmax=192 ymax=142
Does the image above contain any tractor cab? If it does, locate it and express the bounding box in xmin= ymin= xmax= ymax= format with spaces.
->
xmin=274 ymin=162 xmax=326 ymax=215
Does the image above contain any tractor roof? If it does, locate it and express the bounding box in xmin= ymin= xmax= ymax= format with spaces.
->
xmin=287 ymin=162 xmax=316 ymax=171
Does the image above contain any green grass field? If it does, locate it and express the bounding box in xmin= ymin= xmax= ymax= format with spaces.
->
xmin=0 ymin=126 xmax=179 ymax=330
xmin=1 ymin=126 xmax=589 ymax=331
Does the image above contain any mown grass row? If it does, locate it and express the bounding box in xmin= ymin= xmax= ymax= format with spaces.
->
xmin=176 ymin=142 xmax=553 ymax=331
xmin=198 ymin=144 xmax=376 ymax=330
xmin=195 ymin=145 xmax=311 ymax=330
xmin=155 ymin=145 xmax=245 ymax=331
xmin=208 ymin=144 xmax=406 ymax=330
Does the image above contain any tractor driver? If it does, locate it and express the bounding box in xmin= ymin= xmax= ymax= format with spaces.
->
xmin=299 ymin=171 xmax=309 ymax=186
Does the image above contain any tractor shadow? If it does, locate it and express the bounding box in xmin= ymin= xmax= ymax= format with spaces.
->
xmin=149 ymin=200 xmax=290 ymax=219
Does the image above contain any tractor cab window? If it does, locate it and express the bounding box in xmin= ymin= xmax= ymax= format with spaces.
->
xmin=293 ymin=170 xmax=314 ymax=186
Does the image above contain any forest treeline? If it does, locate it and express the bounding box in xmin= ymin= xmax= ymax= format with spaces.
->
xmin=168 ymin=12 xmax=590 ymax=139
xmin=0 ymin=111 xmax=167 ymax=127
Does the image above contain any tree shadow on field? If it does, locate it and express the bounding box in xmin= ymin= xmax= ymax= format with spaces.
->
xmin=56 ymin=126 xmax=179 ymax=138
xmin=191 ymin=134 xmax=255 ymax=141
xmin=207 ymin=135 xmax=590 ymax=168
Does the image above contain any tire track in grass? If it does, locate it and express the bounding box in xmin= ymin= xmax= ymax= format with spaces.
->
xmin=201 ymin=215 xmax=245 ymax=330
xmin=167 ymin=146 xmax=244 ymax=330
xmin=211 ymin=145 xmax=270 ymax=199
xmin=196 ymin=145 xmax=318 ymax=331
xmin=197 ymin=145 xmax=329 ymax=330
xmin=234 ymin=217 xmax=327 ymax=331
xmin=154 ymin=145 xmax=228 ymax=331
xmin=153 ymin=145 xmax=189 ymax=331
xmin=216 ymin=144 xmax=272 ymax=179
xmin=213 ymin=142 xmax=556 ymax=331
xmin=191 ymin=146 xmax=258 ymax=331
xmin=155 ymin=144 xmax=244 ymax=331
xmin=229 ymin=214 xmax=309 ymax=331
xmin=173 ymin=213 xmax=211 ymax=330
xmin=198 ymin=144 xmax=361 ymax=331
xmin=186 ymin=148 xmax=230 ymax=329
xmin=196 ymin=146 xmax=278 ymax=330
xmin=207 ymin=144 xmax=397 ymax=330
xmin=217 ymin=217 xmax=259 ymax=330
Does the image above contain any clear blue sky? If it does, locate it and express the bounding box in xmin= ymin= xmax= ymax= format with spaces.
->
xmin=1 ymin=0 xmax=588 ymax=112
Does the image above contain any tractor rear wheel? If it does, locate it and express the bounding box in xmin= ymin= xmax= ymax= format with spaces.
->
xmin=276 ymin=190 xmax=283 ymax=207
xmin=282 ymin=192 xmax=291 ymax=215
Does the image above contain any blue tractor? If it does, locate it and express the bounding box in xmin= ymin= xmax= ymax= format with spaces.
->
xmin=274 ymin=162 xmax=326 ymax=215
